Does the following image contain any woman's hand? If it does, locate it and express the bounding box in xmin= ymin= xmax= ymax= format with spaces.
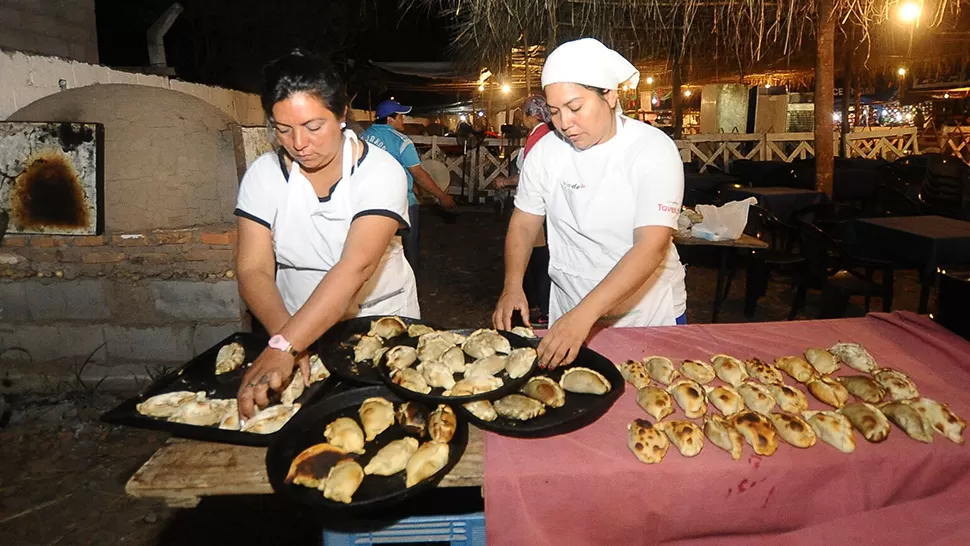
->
xmin=237 ymin=348 xmax=297 ymax=419
xmin=492 ymin=287 xmax=530 ymax=331
xmin=537 ymin=309 xmax=597 ymax=369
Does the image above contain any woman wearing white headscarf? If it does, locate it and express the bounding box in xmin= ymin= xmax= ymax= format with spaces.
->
xmin=493 ymin=38 xmax=686 ymax=369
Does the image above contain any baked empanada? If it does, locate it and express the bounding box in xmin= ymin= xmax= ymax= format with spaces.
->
xmin=359 ymin=397 xmax=395 ymax=441
xmin=745 ymin=358 xmax=785 ymax=385
xmin=511 ymin=326 xmax=537 ymax=339
xmin=804 ymin=348 xmax=840 ymax=375
xmin=396 ymin=401 xmax=429 ymax=436
xmin=803 ymin=410 xmax=856 ymax=453
xmin=807 ymin=375 xmax=849 ymax=408
xmin=520 ymin=376 xmax=566 ymax=408
xmin=837 ymin=375 xmax=886 ymax=404
xmin=910 ymin=397 xmax=967 ymax=444
xmin=380 ymin=345 xmax=419 ymax=371
xmin=628 ymin=419 xmax=669 ymax=464
xmin=494 ymin=394 xmax=546 ymax=421
xmin=704 ymin=415 xmax=744 ymax=460
xmin=705 ymin=384 xmax=745 ymax=416
xmin=668 ymin=379 xmax=708 ymax=419
xmin=323 ymin=459 xmax=364 ymax=503
xmin=880 ymin=400 xmax=934 ymax=443
xmin=506 ymin=347 xmax=537 ymax=379
xmin=711 ymin=354 xmax=749 ymax=387
xmin=215 ymin=342 xmax=246 ymax=375
xmin=840 ymin=402 xmax=891 ymax=443
xmin=281 ymin=372 xmax=305 ymax=405
xmin=364 ymin=437 xmax=419 ymax=476
xmin=170 ymin=398 xmax=234 ymax=427
xmin=417 ymin=334 xmax=455 ymax=363
xmin=240 ymin=403 xmax=300 ymax=434
xmin=324 ymin=417 xmax=366 ymax=454
xmin=642 ymin=356 xmax=681 ymax=385
xmin=775 ymin=356 xmax=817 ymax=384
xmin=406 ymin=441 xmax=449 ymax=487
xmin=730 ymin=410 xmax=778 ymax=456
xmin=462 ymin=329 xmax=511 ymax=359
xmin=136 ymin=391 xmax=204 ymax=419
xmin=769 ymin=412 xmax=817 ymax=448
xmin=660 ymin=420 xmax=705 ymax=457
xmin=353 ymin=335 xmax=384 ymax=363
xmin=428 ymin=404 xmax=457 ymax=443
xmin=392 ymin=367 xmax=432 ymax=394
xmin=680 ymin=360 xmax=716 ymax=384
xmin=737 ymin=381 xmax=776 ymax=415
xmin=285 ymin=443 xmax=347 ymax=489
xmin=445 ymin=375 xmax=503 ymax=397
xmin=768 ymin=384 xmax=809 ymax=414
xmin=308 ymin=354 xmax=330 ymax=384
xmin=463 ymin=400 xmax=498 ymax=422
xmin=407 ymin=323 xmax=436 ymax=337
xmin=368 ymin=316 xmax=407 ymax=339
xmin=619 ymin=360 xmax=651 ymax=390
xmin=873 ymin=368 xmax=920 ymax=401
xmin=636 ymin=385 xmax=674 ymax=421
xmin=828 ymin=342 xmax=877 ymax=373
xmin=416 ymin=359 xmax=457 ymax=390
xmin=438 ymin=346 xmax=468 ymax=374
xmin=464 ymin=354 xmax=509 ymax=379
xmin=560 ymin=367 xmax=611 ymax=395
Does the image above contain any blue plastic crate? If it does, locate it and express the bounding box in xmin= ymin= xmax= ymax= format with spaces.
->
xmin=323 ymin=512 xmax=486 ymax=545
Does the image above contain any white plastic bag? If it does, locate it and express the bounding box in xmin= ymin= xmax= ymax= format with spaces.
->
xmin=690 ymin=197 xmax=758 ymax=241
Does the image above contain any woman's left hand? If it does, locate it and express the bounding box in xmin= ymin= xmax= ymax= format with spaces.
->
xmin=237 ymin=348 xmax=297 ymax=419
xmin=537 ymin=309 xmax=597 ymax=369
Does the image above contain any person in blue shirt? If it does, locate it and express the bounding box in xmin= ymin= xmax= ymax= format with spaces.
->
xmin=361 ymin=100 xmax=457 ymax=270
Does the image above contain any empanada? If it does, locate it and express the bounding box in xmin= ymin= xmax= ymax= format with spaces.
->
xmin=880 ymin=400 xmax=934 ymax=443
xmin=417 ymin=334 xmax=455 ymax=362
xmin=170 ymin=398 xmax=234 ymax=427
xmin=636 ymin=385 xmax=674 ymax=421
xmin=804 ymin=348 xmax=840 ymax=375
xmin=368 ymin=316 xmax=407 ymax=339
xmin=803 ymin=410 xmax=856 ymax=453
xmin=505 ymin=347 xmax=537 ymax=379
xmin=215 ymin=342 xmax=246 ymax=375
xmin=711 ymin=354 xmax=749 ymax=387
xmin=396 ymin=401 xmax=429 ymax=436
xmin=359 ymin=397 xmax=395 ymax=441
xmin=240 ymin=403 xmax=300 ymax=434
xmin=511 ymin=326 xmax=537 ymax=338
xmin=642 ymin=356 xmax=681 ymax=385
xmin=464 ymin=354 xmax=509 ymax=379
xmin=520 ymin=376 xmax=566 ymax=408
xmin=910 ymin=397 xmax=967 ymax=444
xmin=462 ymin=329 xmax=511 ymax=359
xmin=704 ymin=415 xmax=744 ymax=460
xmin=380 ymin=345 xmax=418 ymax=371
xmin=463 ymin=400 xmax=498 ymax=422
xmin=406 ymin=441 xmax=449 ymax=487
xmin=737 ymin=381 xmax=776 ymax=415
xmin=392 ymin=367 xmax=432 ymax=394
xmin=745 ymin=358 xmax=785 ymax=385
xmin=428 ymin=404 xmax=457 ymax=443
xmin=840 ymin=402 xmax=891 ymax=443
xmin=136 ymin=391 xmax=204 ymax=419
xmin=680 ymin=360 xmax=716 ymax=384
xmin=775 ymin=356 xmax=817 ymax=383
xmin=769 ymin=412 xmax=817 ymax=448
xmin=730 ymin=410 xmax=778 ymax=456
xmin=705 ymin=384 xmax=745 ymax=416
xmin=353 ymin=335 xmax=384 ymax=363
xmin=308 ymin=354 xmax=330 ymax=384
xmin=323 ymin=459 xmax=364 ymax=503
xmin=668 ymin=379 xmax=708 ymax=419
xmin=445 ymin=375 xmax=503 ymax=397
xmin=364 ymin=437 xmax=419 ymax=476
xmin=494 ymin=394 xmax=546 ymax=421
xmin=438 ymin=346 xmax=467 ymax=374
xmin=807 ymin=375 xmax=849 ymax=408
xmin=281 ymin=373 xmax=305 ymax=406
xmin=407 ymin=323 xmax=436 ymax=337
xmin=659 ymin=420 xmax=705 ymax=457
xmin=560 ymin=367 xmax=611 ymax=395
xmin=628 ymin=419 xmax=669 ymax=464
xmin=767 ymin=384 xmax=809 ymax=414
xmin=838 ymin=375 xmax=886 ymax=404
xmin=619 ymin=360 xmax=651 ymax=389
xmin=828 ymin=342 xmax=877 ymax=373
xmin=324 ymin=417 xmax=366 ymax=454
xmin=873 ymin=368 xmax=920 ymax=401
xmin=285 ymin=443 xmax=347 ymax=489
xmin=416 ymin=359 xmax=457 ymax=390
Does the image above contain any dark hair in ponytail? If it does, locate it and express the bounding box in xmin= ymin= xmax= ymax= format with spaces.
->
xmin=261 ymin=49 xmax=349 ymax=121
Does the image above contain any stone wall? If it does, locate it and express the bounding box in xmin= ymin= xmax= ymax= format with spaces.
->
xmin=0 ymin=0 xmax=98 ymax=64
xmin=0 ymin=226 xmax=246 ymax=391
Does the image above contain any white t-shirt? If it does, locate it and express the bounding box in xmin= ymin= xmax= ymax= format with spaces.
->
xmin=514 ymin=117 xmax=686 ymax=325
xmin=234 ymin=142 xmax=419 ymax=317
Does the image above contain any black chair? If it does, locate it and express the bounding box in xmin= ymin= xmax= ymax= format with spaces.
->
xmin=864 ymin=184 xmax=923 ymax=218
xmin=792 ymin=202 xmax=859 ymax=240
xmin=790 ymin=222 xmax=895 ymax=319
xmin=919 ymin=156 xmax=970 ymax=220
xmin=937 ymin=265 xmax=970 ymax=340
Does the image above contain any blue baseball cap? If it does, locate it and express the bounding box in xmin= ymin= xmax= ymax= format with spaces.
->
xmin=376 ymin=99 xmax=412 ymax=119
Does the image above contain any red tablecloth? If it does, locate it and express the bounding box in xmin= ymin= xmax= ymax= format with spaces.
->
xmin=483 ymin=312 xmax=970 ymax=545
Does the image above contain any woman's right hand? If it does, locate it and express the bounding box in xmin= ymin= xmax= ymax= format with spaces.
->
xmin=492 ymin=287 xmax=530 ymax=331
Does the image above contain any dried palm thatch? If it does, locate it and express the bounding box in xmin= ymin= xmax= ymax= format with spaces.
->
xmin=401 ymin=0 xmax=969 ymax=80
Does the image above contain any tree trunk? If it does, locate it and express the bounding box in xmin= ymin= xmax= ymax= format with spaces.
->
xmin=840 ymin=38 xmax=852 ymax=158
xmin=672 ymin=54 xmax=683 ymax=140
xmin=524 ymin=30 xmax=532 ymax=95
xmin=815 ymin=0 xmax=836 ymax=196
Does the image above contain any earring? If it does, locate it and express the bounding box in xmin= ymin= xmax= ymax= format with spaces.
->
xmin=340 ymin=122 xmax=347 ymax=129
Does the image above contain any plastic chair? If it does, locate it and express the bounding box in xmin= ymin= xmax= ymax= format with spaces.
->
xmin=323 ymin=513 xmax=486 ymax=546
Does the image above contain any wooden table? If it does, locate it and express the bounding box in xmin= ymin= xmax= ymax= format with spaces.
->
xmin=674 ymin=232 xmax=769 ymax=322
xmin=126 ymin=427 xmax=484 ymax=508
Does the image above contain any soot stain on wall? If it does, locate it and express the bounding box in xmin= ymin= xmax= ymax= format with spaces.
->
xmin=11 ymin=150 xmax=90 ymax=230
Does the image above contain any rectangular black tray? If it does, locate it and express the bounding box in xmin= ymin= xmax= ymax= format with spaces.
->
xmin=101 ymin=332 xmax=337 ymax=446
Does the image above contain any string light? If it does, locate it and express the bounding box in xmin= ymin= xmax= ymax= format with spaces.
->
xmin=501 ymin=84 xmax=511 ymax=94
xmin=897 ymin=67 xmax=907 ymax=77
xmin=646 ymin=77 xmax=654 ymax=85
xmin=898 ymin=2 xmax=922 ymax=23
xmin=684 ymin=89 xmax=692 ymax=97
xmin=477 ymin=84 xmax=485 ymax=92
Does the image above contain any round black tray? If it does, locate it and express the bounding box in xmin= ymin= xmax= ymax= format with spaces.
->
xmin=316 ymin=316 xmax=441 ymax=386
xmin=265 ymin=385 xmax=467 ymax=513
xmin=454 ymin=342 xmax=625 ymax=438
xmin=376 ymin=329 xmax=538 ymax=404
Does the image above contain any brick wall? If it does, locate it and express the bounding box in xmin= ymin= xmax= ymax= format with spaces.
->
xmin=0 ymin=0 xmax=98 ymax=64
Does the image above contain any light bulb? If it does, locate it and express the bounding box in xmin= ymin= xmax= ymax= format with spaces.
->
xmin=646 ymin=76 xmax=654 ymax=85
xmin=501 ymin=84 xmax=511 ymax=94
xmin=684 ymin=89 xmax=692 ymax=97
xmin=898 ymin=2 xmax=922 ymax=23
xmin=477 ymin=84 xmax=485 ymax=92
xmin=897 ymin=67 xmax=907 ymax=77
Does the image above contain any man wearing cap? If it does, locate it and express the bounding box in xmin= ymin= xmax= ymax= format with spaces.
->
xmin=362 ymin=100 xmax=457 ymax=270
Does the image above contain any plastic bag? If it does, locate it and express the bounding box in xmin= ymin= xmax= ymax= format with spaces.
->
xmin=690 ymin=197 xmax=758 ymax=241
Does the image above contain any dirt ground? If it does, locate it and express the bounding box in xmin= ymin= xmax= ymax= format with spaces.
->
xmin=0 ymin=206 xmax=935 ymax=546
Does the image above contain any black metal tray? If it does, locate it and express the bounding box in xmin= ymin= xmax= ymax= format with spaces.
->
xmin=100 ymin=332 xmax=335 ymax=446
xmin=265 ymin=385 xmax=467 ymax=513
xmin=454 ymin=340 xmax=625 ymax=438
xmin=316 ymin=316 xmax=441 ymax=386
xmin=376 ymin=328 xmax=538 ymax=404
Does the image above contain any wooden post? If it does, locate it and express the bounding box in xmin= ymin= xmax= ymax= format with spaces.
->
xmin=524 ymin=30 xmax=532 ymax=95
xmin=672 ymin=54 xmax=683 ymax=140
xmin=814 ymin=0 xmax=836 ymax=196
xmin=840 ymin=38 xmax=852 ymax=158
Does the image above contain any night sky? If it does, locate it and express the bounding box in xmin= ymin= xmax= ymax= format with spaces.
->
xmin=95 ymin=0 xmax=455 ymax=106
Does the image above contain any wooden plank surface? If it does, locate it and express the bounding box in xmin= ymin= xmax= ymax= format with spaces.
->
xmin=126 ymin=427 xmax=484 ymax=507
xmin=674 ymin=232 xmax=769 ymax=249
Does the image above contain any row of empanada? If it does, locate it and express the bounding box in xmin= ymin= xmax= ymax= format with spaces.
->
xmin=463 ymin=367 xmax=612 ymax=422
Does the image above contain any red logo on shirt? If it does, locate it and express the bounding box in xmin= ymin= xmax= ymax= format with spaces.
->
xmin=657 ymin=203 xmax=678 ymax=213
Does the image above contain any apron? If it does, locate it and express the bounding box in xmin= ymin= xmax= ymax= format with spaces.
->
xmin=271 ymin=130 xmax=420 ymax=319
xmin=545 ymin=116 xmax=685 ymax=327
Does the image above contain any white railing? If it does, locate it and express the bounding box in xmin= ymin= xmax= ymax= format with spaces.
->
xmin=940 ymin=126 xmax=970 ymax=164
xmin=411 ymin=135 xmax=518 ymax=202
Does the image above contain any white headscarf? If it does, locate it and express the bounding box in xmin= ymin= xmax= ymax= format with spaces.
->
xmin=541 ymin=38 xmax=639 ymax=90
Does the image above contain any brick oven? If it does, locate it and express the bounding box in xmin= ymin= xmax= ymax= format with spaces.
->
xmin=0 ymin=84 xmax=256 ymax=390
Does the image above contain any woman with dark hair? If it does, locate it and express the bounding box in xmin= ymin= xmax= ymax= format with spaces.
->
xmin=234 ymin=51 xmax=418 ymax=418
